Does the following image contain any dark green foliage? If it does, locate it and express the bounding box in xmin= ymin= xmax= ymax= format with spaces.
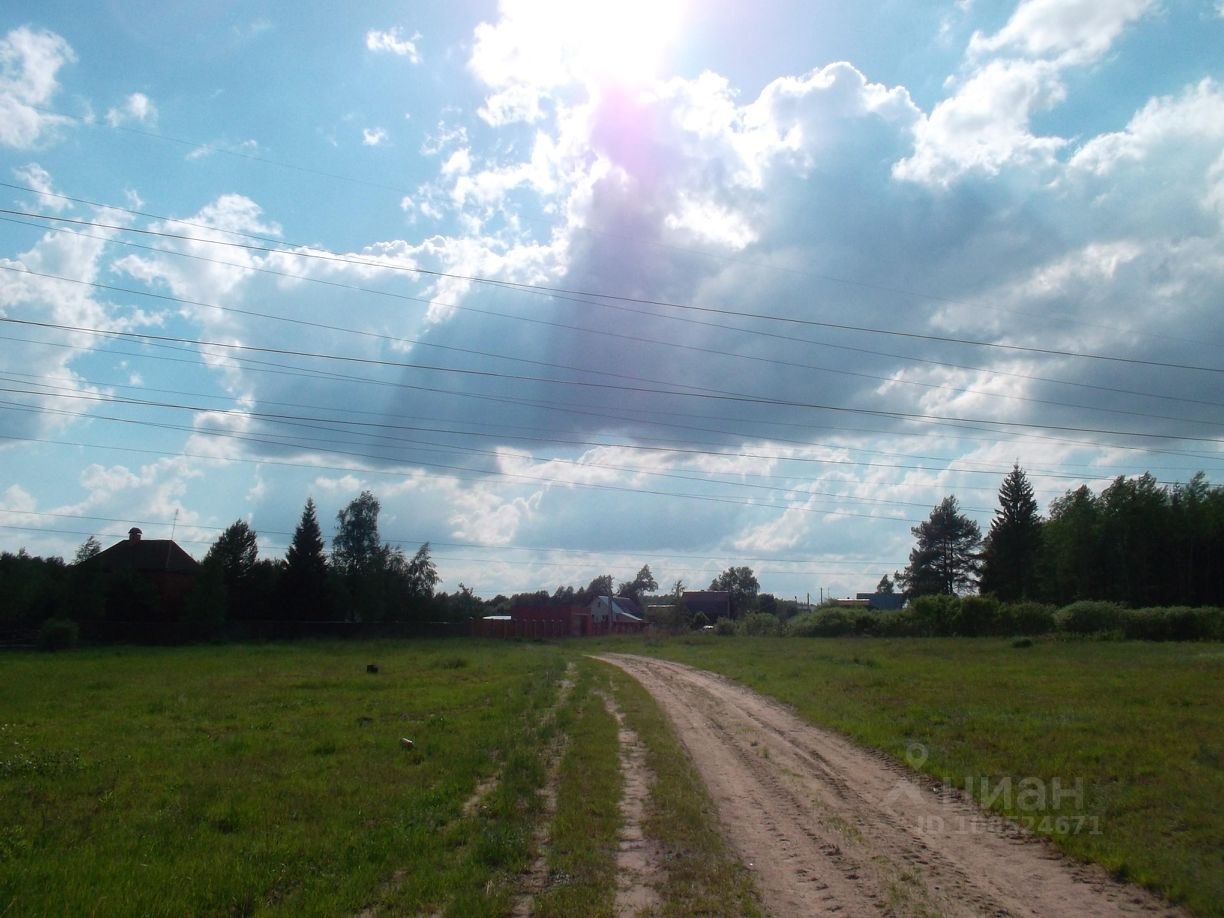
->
xmin=996 ymin=601 xmax=1056 ymax=635
xmin=616 ymin=564 xmax=657 ymax=609
xmin=1039 ymin=472 xmax=1224 ymax=607
xmin=736 ymin=612 xmax=780 ymax=636
xmin=709 ymin=566 xmax=759 ymax=617
xmin=281 ymin=497 xmax=331 ymax=620
xmin=182 ymin=558 xmax=227 ymax=628
xmin=36 ymin=617 xmax=78 ymax=650
xmin=689 ymin=611 xmax=709 ymax=629
xmin=897 ymin=496 xmax=982 ymax=598
xmin=331 ymin=491 xmax=383 ymax=578
xmin=907 ymin=593 xmax=962 ymax=635
xmin=1117 ymin=607 xmax=1224 ymax=642
xmin=979 ymin=465 xmax=1042 ymax=601
xmin=203 ymin=520 xmax=261 ymax=622
xmin=957 ymin=594 xmax=1000 ymax=636
xmin=330 ymin=493 xmax=437 ymax=623
xmin=1055 ymin=600 xmax=1127 ymax=635
xmin=72 ymin=536 xmax=101 ymax=564
xmin=0 ymin=551 xmax=69 ymax=627
xmin=713 ymin=617 xmax=736 ymax=635
xmin=785 ymin=609 xmax=857 ymax=637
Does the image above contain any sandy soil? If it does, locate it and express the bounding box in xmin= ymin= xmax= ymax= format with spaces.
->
xmin=597 ymin=653 xmax=1184 ymax=918
xmin=600 ymin=690 xmax=664 ymax=916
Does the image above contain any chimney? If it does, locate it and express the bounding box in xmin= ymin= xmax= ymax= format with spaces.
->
xmin=129 ymin=527 xmax=142 ymax=542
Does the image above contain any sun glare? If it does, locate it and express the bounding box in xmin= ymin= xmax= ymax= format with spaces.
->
xmin=540 ymin=0 xmax=685 ymax=85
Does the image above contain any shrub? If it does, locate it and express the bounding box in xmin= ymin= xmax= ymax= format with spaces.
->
xmin=870 ymin=611 xmax=914 ymax=637
xmin=713 ymin=617 xmax=737 ymax=636
xmin=1056 ymin=600 xmax=1126 ymax=635
xmin=908 ymin=594 xmax=961 ymax=636
xmin=690 ymin=611 xmax=710 ymax=630
xmin=737 ymin=612 xmax=781 ymax=636
xmin=997 ymin=601 xmax=1057 ymax=636
xmin=37 ymin=617 xmax=79 ymax=651
xmin=1120 ymin=606 xmax=1223 ymax=642
xmin=853 ymin=614 xmax=881 ymax=636
xmin=957 ymin=595 xmax=1000 ymax=636
xmin=786 ymin=609 xmax=853 ymax=637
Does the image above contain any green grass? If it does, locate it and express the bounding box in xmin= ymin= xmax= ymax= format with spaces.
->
xmin=590 ymin=634 xmax=1224 ymax=916
xmin=532 ymin=661 xmax=621 ymax=917
xmin=9 ymin=635 xmax=1213 ymax=914
xmin=0 ymin=640 xmax=566 ymax=916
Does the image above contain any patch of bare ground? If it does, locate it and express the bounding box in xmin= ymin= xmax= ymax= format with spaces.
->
xmin=598 ymin=654 xmax=1185 ymax=918
xmin=511 ymin=662 xmax=577 ymax=917
xmin=599 ymin=689 xmax=664 ymax=917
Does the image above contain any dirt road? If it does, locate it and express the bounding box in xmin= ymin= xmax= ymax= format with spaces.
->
xmin=597 ymin=654 xmax=1181 ymax=917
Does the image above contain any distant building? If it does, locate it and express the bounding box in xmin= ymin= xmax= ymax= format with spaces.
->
xmin=590 ymin=595 xmax=644 ymax=626
xmin=856 ymin=592 xmax=905 ymax=610
xmin=472 ymin=595 xmax=647 ymax=639
xmin=92 ymin=527 xmax=199 ymax=619
xmin=682 ymin=590 xmax=731 ymax=620
xmin=829 ymin=597 xmax=871 ymax=609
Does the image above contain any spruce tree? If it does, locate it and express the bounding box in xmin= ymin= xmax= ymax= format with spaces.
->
xmin=979 ymin=466 xmax=1042 ymax=601
xmin=282 ymin=497 xmax=330 ymax=620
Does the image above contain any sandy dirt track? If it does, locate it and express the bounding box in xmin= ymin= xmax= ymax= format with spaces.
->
xmin=596 ymin=654 xmax=1182 ymax=918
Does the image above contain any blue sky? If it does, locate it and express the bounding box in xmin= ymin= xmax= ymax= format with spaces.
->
xmin=1 ymin=0 xmax=1222 ymax=601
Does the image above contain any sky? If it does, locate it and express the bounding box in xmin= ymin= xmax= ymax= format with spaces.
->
xmin=1 ymin=0 xmax=1222 ymax=602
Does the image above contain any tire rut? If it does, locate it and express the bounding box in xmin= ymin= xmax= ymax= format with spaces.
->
xmin=597 ymin=654 xmax=1184 ymax=918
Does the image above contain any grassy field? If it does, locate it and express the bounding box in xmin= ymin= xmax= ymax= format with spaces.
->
xmin=0 ymin=640 xmax=754 ymax=916
xmin=1 ymin=641 xmax=566 ymax=915
xmin=3 ymin=636 xmax=1220 ymax=914
xmin=592 ymin=633 xmax=1224 ymax=915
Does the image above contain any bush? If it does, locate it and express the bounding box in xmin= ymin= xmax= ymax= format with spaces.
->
xmin=737 ymin=612 xmax=780 ymax=636
xmin=874 ymin=611 xmax=923 ymax=637
xmin=997 ymin=601 xmax=1057 ymax=636
xmin=908 ymin=594 xmax=961 ymax=636
xmin=713 ymin=617 xmax=737 ymax=636
xmin=690 ymin=611 xmax=710 ymax=630
xmin=957 ymin=595 xmax=1000 ymax=636
xmin=1120 ymin=606 xmax=1223 ymax=642
xmin=37 ymin=617 xmax=79 ymax=651
xmin=1056 ymin=600 xmax=1126 ymax=635
xmin=786 ymin=610 xmax=846 ymax=637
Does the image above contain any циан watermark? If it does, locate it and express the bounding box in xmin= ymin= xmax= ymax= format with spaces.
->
xmin=878 ymin=742 xmax=1102 ymax=836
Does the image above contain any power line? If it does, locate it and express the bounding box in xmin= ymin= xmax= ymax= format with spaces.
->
xmin=5 ymin=257 xmax=1221 ymax=432
xmin=4 ymin=206 xmax=1221 ymax=376
xmin=5 ymin=315 xmax=1221 ymax=447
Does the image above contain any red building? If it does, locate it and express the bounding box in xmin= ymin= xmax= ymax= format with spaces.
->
xmin=93 ymin=527 xmax=199 ymax=620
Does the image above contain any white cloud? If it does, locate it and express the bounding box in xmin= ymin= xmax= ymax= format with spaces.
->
xmin=0 ymin=26 xmax=76 ymax=148
xmin=894 ymin=58 xmax=1066 ymax=185
xmin=365 ymin=27 xmax=421 ymax=63
xmin=11 ymin=162 xmax=69 ymax=212
xmin=105 ymin=92 xmax=158 ymax=127
xmin=362 ymin=126 xmax=388 ymax=146
xmin=897 ymin=0 xmax=1156 ymax=186
xmin=968 ymin=0 xmax=1156 ymax=65
xmin=186 ymin=137 xmax=260 ymax=160
xmin=1069 ymin=78 xmax=1224 ymax=176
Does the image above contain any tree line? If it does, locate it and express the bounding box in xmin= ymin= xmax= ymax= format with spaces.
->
xmin=0 ymin=491 xmax=452 ymax=639
xmin=897 ymin=467 xmax=1224 ymax=607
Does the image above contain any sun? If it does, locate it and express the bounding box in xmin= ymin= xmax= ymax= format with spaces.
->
xmin=539 ymin=0 xmax=686 ymax=86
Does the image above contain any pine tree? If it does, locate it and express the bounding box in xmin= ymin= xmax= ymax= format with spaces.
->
xmin=898 ymin=496 xmax=982 ymax=597
xmin=979 ymin=466 xmax=1042 ymax=601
